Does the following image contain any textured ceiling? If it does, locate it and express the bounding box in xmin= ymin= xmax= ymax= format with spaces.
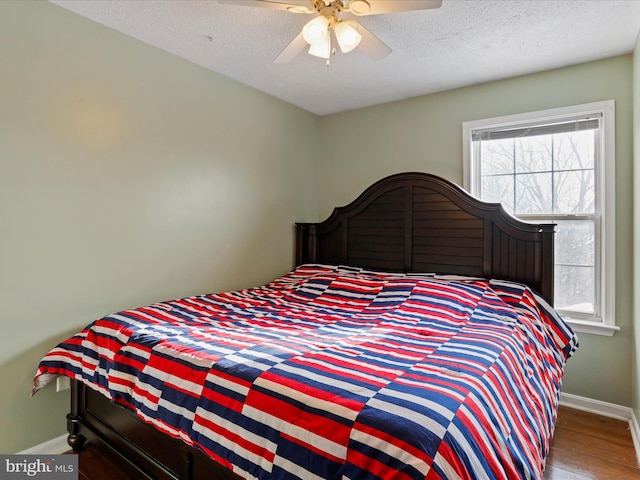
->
xmin=50 ymin=0 xmax=640 ymax=115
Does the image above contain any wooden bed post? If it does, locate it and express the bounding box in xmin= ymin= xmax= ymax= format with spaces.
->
xmin=295 ymin=223 xmax=317 ymax=265
xmin=67 ymin=380 xmax=87 ymax=452
xmin=539 ymin=223 xmax=555 ymax=304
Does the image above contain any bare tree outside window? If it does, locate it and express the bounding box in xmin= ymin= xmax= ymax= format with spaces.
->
xmin=478 ymin=130 xmax=596 ymax=313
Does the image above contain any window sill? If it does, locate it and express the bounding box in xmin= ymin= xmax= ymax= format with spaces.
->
xmin=563 ymin=318 xmax=619 ymax=336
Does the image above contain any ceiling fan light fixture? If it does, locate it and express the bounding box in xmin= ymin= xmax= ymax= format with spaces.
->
xmin=335 ymin=20 xmax=362 ymax=53
xmin=218 ymin=0 xmax=443 ymax=64
xmin=302 ymin=16 xmax=330 ymax=45
xmin=308 ymin=35 xmax=331 ymax=59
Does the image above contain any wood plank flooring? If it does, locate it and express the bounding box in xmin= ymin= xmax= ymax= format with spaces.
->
xmin=543 ymin=406 xmax=640 ymax=479
xmin=76 ymin=446 xmax=143 ymax=480
xmin=71 ymin=406 xmax=639 ymax=479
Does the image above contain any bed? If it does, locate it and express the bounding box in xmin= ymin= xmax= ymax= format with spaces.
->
xmin=33 ymin=172 xmax=577 ymax=480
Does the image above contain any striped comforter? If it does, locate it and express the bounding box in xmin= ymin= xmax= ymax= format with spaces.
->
xmin=34 ymin=264 xmax=577 ymax=480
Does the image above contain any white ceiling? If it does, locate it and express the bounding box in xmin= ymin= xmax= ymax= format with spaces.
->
xmin=50 ymin=0 xmax=640 ymax=116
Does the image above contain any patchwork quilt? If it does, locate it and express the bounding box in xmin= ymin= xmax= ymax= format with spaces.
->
xmin=34 ymin=264 xmax=578 ymax=480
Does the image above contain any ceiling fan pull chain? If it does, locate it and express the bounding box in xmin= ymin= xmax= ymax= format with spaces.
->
xmin=327 ymin=44 xmax=337 ymax=66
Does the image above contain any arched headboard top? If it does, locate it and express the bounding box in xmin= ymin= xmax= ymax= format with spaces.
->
xmin=296 ymin=172 xmax=555 ymax=302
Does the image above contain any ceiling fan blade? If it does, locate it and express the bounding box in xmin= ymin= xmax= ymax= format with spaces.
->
xmin=274 ymin=32 xmax=308 ymax=63
xmin=217 ymin=0 xmax=314 ymax=14
xmin=347 ymin=0 xmax=442 ymax=16
xmin=355 ymin=22 xmax=392 ymax=59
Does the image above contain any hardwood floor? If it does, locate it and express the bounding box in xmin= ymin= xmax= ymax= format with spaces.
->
xmin=543 ymin=406 xmax=640 ymax=479
xmin=71 ymin=406 xmax=639 ymax=479
xmin=75 ymin=445 xmax=144 ymax=480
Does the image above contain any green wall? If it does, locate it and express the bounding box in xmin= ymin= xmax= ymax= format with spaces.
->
xmin=318 ymin=56 xmax=635 ymax=406
xmin=0 ymin=0 xmax=318 ymax=453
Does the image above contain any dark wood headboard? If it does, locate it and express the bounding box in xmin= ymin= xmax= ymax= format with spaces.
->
xmin=296 ymin=172 xmax=555 ymax=303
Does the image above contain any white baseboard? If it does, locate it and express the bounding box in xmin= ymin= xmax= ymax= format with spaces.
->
xmin=560 ymin=392 xmax=640 ymax=467
xmin=17 ymin=434 xmax=68 ymax=455
xmin=559 ymin=392 xmax=634 ymax=420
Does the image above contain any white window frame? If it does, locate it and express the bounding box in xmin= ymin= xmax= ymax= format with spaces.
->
xmin=462 ymin=100 xmax=617 ymax=336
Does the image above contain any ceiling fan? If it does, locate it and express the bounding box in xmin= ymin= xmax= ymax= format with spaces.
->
xmin=217 ymin=0 xmax=442 ymax=65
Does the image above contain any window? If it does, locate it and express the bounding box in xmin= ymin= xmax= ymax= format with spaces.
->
xmin=463 ymin=101 xmax=617 ymax=336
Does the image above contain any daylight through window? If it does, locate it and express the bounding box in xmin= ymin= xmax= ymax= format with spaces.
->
xmin=463 ymin=101 xmax=616 ymax=335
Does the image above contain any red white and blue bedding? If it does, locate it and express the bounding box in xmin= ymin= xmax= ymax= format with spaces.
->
xmin=33 ymin=264 xmax=577 ymax=480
